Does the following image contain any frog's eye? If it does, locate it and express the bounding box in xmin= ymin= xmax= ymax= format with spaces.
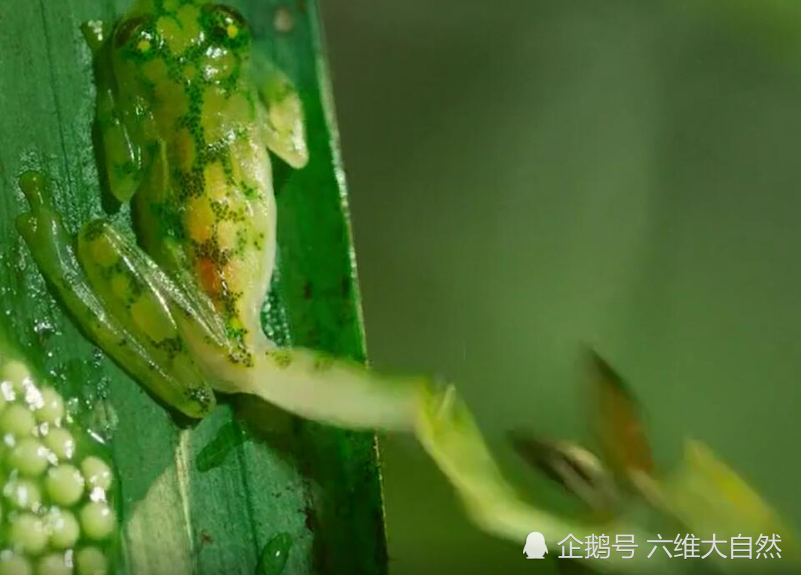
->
xmin=114 ymin=16 xmax=158 ymax=56
xmin=203 ymin=4 xmax=248 ymax=42
xmin=114 ymin=16 xmax=146 ymax=49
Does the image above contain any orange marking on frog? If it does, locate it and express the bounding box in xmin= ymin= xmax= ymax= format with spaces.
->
xmin=197 ymin=258 xmax=221 ymax=296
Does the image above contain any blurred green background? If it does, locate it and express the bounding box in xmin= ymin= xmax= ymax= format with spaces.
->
xmin=321 ymin=0 xmax=801 ymax=573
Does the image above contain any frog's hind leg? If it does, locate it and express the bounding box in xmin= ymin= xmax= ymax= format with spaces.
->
xmin=203 ymin=341 xmax=422 ymax=432
xmin=15 ymin=171 xmax=215 ymax=418
xmin=212 ymin=340 xmax=609 ymax=554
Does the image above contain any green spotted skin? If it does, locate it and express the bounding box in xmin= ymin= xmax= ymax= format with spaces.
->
xmin=0 ymin=351 xmax=118 ymax=575
xmin=77 ymin=219 xmax=227 ymax=414
xmin=14 ymin=0 xmax=308 ymax=418
xmin=18 ymin=0 xmax=425 ymax=432
xmin=101 ymin=0 xmax=284 ymax=364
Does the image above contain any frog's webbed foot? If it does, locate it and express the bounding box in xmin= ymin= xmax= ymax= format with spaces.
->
xmin=253 ymin=57 xmax=308 ymax=169
xmin=15 ymin=171 xmax=215 ymax=418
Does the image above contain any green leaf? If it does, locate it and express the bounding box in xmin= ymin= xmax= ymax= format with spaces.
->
xmin=0 ymin=1 xmax=387 ymax=574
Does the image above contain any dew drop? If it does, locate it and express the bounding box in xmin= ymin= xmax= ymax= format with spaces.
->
xmin=256 ymin=532 xmax=292 ymax=575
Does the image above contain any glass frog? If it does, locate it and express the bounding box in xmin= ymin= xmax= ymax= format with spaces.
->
xmin=13 ymin=2 xmax=797 ymax=569
xmin=16 ymin=0 xmax=419 ymax=427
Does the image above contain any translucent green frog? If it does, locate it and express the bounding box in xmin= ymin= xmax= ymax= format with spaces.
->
xmin=17 ymin=0 xmax=418 ymax=427
xmin=14 ymin=2 xmax=796 ymax=571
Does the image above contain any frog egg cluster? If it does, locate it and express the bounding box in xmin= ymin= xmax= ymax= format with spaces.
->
xmin=0 ymin=359 xmax=116 ymax=575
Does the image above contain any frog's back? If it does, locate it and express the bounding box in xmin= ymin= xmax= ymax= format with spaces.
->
xmin=138 ymin=84 xmax=276 ymax=353
xmin=109 ymin=1 xmax=277 ymax=351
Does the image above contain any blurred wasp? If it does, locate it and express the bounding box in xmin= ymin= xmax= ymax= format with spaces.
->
xmin=510 ymin=350 xmax=675 ymax=523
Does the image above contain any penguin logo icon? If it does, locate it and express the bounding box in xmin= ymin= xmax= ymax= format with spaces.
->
xmin=523 ymin=532 xmax=548 ymax=559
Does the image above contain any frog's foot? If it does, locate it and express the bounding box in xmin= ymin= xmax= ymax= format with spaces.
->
xmin=253 ymin=57 xmax=308 ymax=169
xmin=15 ymin=171 xmax=214 ymax=418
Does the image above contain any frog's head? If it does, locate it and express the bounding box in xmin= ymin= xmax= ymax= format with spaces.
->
xmin=110 ymin=0 xmax=253 ymax=119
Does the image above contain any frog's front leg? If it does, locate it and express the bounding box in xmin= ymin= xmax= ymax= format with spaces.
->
xmin=16 ymin=172 xmax=215 ymax=418
xmin=254 ymin=56 xmax=308 ymax=169
xmin=82 ymin=20 xmax=142 ymax=204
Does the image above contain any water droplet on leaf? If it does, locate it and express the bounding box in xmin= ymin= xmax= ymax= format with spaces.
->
xmin=257 ymin=532 xmax=292 ymax=575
